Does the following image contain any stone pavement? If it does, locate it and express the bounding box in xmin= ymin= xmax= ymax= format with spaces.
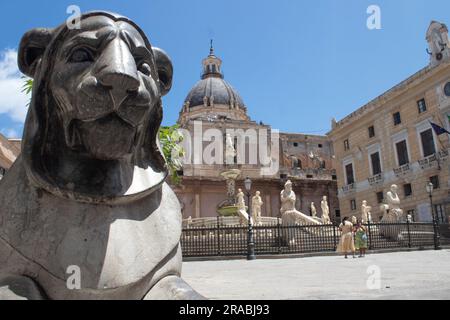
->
xmin=182 ymin=249 xmax=450 ymax=300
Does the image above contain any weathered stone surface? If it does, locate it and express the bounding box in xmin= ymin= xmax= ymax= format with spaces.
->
xmin=0 ymin=11 xmax=203 ymax=300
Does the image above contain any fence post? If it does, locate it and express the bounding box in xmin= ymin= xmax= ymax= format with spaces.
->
xmin=217 ymin=216 xmax=221 ymax=256
xmin=277 ymin=218 xmax=282 ymax=254
xmin=406 ymin=218 xmax=411 ymax=248
xmin=332 ymin=220 xmax=337 ymax=251
xmin=367 ymin=219 xmax=373 ymax=250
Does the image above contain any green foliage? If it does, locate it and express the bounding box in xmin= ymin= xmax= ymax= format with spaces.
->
xmin=22 ymin=77 xmax=33 ymax=106
xmin=22 ymin=78 xmax=185 ymax=184
xmin=159 ymin=125 xmax=185 ymax=185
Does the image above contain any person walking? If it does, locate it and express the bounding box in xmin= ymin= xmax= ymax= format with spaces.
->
xmin=354 ymin=221 xmax=368 ymax=257
xmin=337 ymin=217 xmax=355 ymax=259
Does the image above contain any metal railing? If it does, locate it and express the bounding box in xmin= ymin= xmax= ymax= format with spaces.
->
xmin=181 ymin=218 xmax=446 ymax=258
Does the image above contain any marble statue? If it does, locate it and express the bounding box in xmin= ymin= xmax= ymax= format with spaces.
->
xmin=236 ymin=188 xmax=249 ymax=224
xmin=0 ymin=12 xmax=203 ymax=300
xmin=361 ymin=200 xmax=372 ymax=223
xmin=280 ymin=180 xmax=319 ymax=244
xmin=251 ymin=191 xmax=263 ymax=225
xmin=280 ymin=180 xmax=297 ymax=215
xmin=225 ymin=133 xmax=236 ymax=165
xmin=382 ymin=184 xmax=404 ymax=222
xmin=321 ymin=196 xmax=331 ymax=224
xmin=310 ymin=202 xmax=317 ymax=218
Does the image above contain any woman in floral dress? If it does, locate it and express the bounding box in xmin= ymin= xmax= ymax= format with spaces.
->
xmin=354 ymin=221 xmax=368 ymax=257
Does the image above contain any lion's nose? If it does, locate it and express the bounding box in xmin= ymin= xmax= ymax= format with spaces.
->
xmin=96 ymin=40 xmax=140 ymax=107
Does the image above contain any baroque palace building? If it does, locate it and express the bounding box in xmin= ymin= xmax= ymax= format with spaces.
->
xmin=328 ymin=21 xmax=450 ymax=223
xmin=174 ymin=46 xmax=338 ymax=220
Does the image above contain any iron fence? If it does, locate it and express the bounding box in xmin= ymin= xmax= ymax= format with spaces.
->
xmin=181 ymin=218 xmax=447 ymax=258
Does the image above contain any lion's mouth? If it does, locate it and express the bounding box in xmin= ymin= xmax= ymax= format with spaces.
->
xmin=67 ymin=113 xmax=138 ymax=160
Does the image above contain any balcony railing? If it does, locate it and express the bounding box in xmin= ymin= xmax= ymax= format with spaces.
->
xmin=438 ymin=149 xmax=449 ymax=160
xmin=289 ymin=168 xmax=336 ymax=180
xmin=341 ymin=183 xmax=356 ymax=194
xmin=418 ymin=154 xmax=438 ymax=170
xmin=368 ymin=173 xmax=384 ymax=186
xmin=394 ymin=163 xmax=411 ymax=177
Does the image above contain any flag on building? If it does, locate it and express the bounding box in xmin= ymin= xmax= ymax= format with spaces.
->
xmin=430 ymin=121 xmax=450 ymax=135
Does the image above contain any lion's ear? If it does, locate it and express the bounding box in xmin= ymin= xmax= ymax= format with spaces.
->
xmin=18 ymin=28 xmax=53 ymax=78
xmin=153 ymin=47 xmax=173 ymax=97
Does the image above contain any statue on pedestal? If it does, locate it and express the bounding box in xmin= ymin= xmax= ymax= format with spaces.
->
xmin=381 ymin=184 xmax=404 ymax=222
xmin=225 ymin=133 xmax=236 ymax=165
xmin=236 ymin=188 xmax=249 ymax=224
xmin=0 ymin=11 xmax=203 ymax=300
xmin=280 ymin=180 xmax=320 ymax=244
xmin=310 ymin=202 xmax=317 ymax=218
xmin=280 ymin=180 xmax=297 ymax=215
xmin=251 ymin=191 xmax=263 ymax=225
xmin=321 ymin=196 xmax=331 ymax=224
xmin=361 ymin=200 xmax=372 ymax=223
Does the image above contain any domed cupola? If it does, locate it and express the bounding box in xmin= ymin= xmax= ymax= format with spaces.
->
xmin=179 ymin=42 xmax=250 ymax=125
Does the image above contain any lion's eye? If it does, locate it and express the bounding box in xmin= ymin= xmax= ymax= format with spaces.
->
xmin=138 ymin=63 xmax=152 ymax=76
xmin=69 ymin=48 xmax=94 ymax=63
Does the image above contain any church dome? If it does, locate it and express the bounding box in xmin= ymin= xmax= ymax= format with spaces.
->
xmin=180 ymin=44 xmax=248 ymax=117
xmin=184 ymin=77 xmax=246 ymax=110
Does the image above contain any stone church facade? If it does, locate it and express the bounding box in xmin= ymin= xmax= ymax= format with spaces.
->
xmin=173 ymin=46 xmax=339 ymax=220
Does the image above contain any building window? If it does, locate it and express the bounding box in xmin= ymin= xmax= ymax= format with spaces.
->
xmin=350 ymin=199 xmax=356 ymax=211
xmin=318 ymin=144 xmax=323 ymax=148
xmin=376 ymin=192 xmax=384 ymax=204
xmin=434 ymin=204 xmax=446 ymax=223
xmin=403 ymin=183 xmax=412 ymax=197
xmin=368 ymin=126 xmax=375 ymax=138
xmin=393 ymin=112 xmax=401 ymax=125
xmin=430 ymin=175 xmax=440 ymax=190
xmin=395 ymin=140 xmax=409 ymax=166
xmin=344 ymin=139 xmax=350 ymax=151
xmin=420 ymin=129 xmax=436 ymax=157
xmin=335 ymin=210 xmax=341 ymax=218
xmin=293 ymin=142 xmax=299 ymax=147
xmin=332 ymin=175 xmax=337 ymax=181
xmin=370 ymin=152 xmax=382 ymax=175
xmin=417 ymin=99 xmax=427 ymax=114
xmin=345 ymin=163 xmax=355 ymax=185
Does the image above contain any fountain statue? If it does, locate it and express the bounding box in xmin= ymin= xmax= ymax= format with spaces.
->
xmin=380 ymin=184 xmax=404 ymax=222
xmin=236 ymin=188 xmax=249 ymax=224
xmin=280 ymin=180 xmax=320 ymax=244
xmin=361 ymin=200 xmax=372 ymax=223
xmin=311 ymin=202 xmax=317 ymax=218
xmin=217 ymin=133 xmax=242 ymax=217
xmin=252 ymin=191 xmax=263 ymax=225
xmin=321 ymin=196 xmax=331 ymax=224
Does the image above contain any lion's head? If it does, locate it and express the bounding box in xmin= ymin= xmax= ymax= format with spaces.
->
xmin=18 ymin=12 xmax=173 ymax=203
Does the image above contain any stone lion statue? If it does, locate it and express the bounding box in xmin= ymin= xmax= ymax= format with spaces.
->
xmin=0 ymin=11 xmax=203 ymax=300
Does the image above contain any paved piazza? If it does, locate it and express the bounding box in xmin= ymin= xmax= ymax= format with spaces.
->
xmin=183 ymin=250 xmax=450 ymax=300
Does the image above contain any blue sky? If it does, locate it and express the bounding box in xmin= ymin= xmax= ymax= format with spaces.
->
xmin=0 ymin=0 xmax=449 ymax=138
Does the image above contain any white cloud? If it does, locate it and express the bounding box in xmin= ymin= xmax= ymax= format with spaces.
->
xmin=0 ymin=49 xmax=29 ymax=123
